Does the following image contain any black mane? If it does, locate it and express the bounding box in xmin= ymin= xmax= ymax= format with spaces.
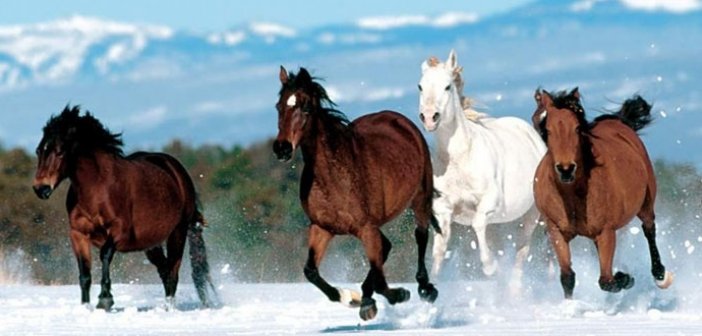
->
xmin=41 ymin=105 xmax=124 ymax=157
xmin=280 ymin=67 xmax=349 ymax=126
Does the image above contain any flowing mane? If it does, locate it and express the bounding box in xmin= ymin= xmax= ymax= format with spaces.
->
xmin=426 ymin=55 xmax=487 ymax=121
xmin=41 ymin=105 xmax=123 ymax=157
xmin=279 ymin=68 xmax=349 ymax=126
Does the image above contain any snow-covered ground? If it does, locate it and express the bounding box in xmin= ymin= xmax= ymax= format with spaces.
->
xmin=1 ymin=279 xmax=701 ymax=335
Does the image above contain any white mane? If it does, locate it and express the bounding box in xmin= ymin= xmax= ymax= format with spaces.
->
xmin=425 ymin=55 xmax=489 ymax=122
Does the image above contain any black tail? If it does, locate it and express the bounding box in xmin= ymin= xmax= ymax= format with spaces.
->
xmin=617 ymin=95 xmax=653 ymax=132
xmin=188 ymin=210 xmax=220 ymax=308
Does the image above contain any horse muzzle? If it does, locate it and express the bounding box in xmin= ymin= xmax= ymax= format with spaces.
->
xmin=33 ymin=184 xmax=53 ymax=200
xmin=555 ymin=162 xmax=577 ymax=184
xmin=273 ymin=140 xmax=294 ymax=162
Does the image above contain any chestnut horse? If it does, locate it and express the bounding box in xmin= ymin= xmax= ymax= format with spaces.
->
xmin=32 ymin=106 xmax=217 ymax=310
xmin=273 ymin=67 xmax=439 ymax=320
xmin=532 ymin=88 xmax=673 ymax=299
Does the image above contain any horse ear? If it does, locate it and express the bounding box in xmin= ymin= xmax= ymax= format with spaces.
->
xmin=298 ymin=67 xmax=312 ymax=84
xmin=534 ymin=88 xmax=542 ymax=103
xmin=279 ymin=66 xmax=288 ymax=84
xmin=446 ymin=49 xmax=458 ymax=70
xmin=541 ymin=90 xmax=554 ymax=107
xmin=421 ymin=60 xmax=430 ymax=73
xmin=570 ymin=87 xmax=580 ymax=99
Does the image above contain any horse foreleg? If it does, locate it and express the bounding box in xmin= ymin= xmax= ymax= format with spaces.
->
xmin=547 ymin=225 xmax=575 ymax=299
xmin=595 ymin=229 xmax=634 ymax=293
xmin=70 ymin=230 xmax=92 ymax=307
xmin=97 ymin=238 xmax=116 ymax=310
xmin=304 ymin=225 xmax=357 ymax=306
xmin=510 ymin=207 xmax=540 ymax=295
xmin=430 ymin=211 xmax=452 ymax=278
xmin=359 ymin=228 xmax=409 ymax=321
xmin=473 ymin=213 xmax=498 ymax=276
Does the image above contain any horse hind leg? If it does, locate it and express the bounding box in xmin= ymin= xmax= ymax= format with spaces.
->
xmin=411 ymin=197 xmax=439 ymax=302
xmin=638 ymin=201 xmax=674 ymax=289
xmin=146 ymin=224 xmax=188 ymax=310
xmin=595 ymin=229 xmax=635 ymax=293
xmin=358 ymin=228 xmax=410 ymax=321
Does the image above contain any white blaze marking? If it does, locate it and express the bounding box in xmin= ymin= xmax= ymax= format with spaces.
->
xmin=539 ymin=110 xmax=547 ymax=121
xmin=286 ymin=94 xmax=297 ymax=107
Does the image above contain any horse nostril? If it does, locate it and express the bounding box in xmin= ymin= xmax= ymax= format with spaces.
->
xmin=555 ymin=163 xmax=577 ymax=179
xmin=273 ymin=140 xmax=293 ymax=161
xmin=33 ymin=185 xmax=52 ymax=200
xmin=432 ymin=113 xmax=440 ymax=122
xmin=419 ymin=114 xmax=425 ymax=122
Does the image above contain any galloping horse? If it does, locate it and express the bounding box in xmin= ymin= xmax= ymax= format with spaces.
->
xmin=532 ymin=88 xmax=673 ymax=298
xmin=418 ymin=50 xmax=546 ymax=288
xmin=32 ymin=106 xmax=217 ymax=310
xmin=273 ymin=67 xmax=438 ymax=320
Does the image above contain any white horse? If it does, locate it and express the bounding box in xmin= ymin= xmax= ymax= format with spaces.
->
xmin=418 ymin=50 xmax=546 ymax=288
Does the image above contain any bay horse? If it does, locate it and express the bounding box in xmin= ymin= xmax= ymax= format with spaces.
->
xmin=273 ymin=66 xmax=439 ymax=320
xmin=532 ymin=88 xmax=674 ymax=299
xmin=32 ymin=106 xmax=218 ymax=310
xmin=417 ymin=50 xmax=546 ymax=290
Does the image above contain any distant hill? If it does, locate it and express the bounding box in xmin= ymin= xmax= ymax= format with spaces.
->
xmin=0 ymin=0 xmax=700 ymax=165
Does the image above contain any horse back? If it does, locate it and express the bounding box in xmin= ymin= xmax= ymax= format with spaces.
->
xmin=127 ymin=151 xmax=198 ymax=215
xmin=306 ymin=110 xmax=431 ymax=231
xmin=590 ymin=119 xmax=656 ymax=203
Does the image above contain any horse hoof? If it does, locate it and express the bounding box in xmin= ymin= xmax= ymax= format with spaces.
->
xmin=418 ymin=283 xmax=438 ymax=303
xmin=386 ymin=288 xmax=410 ymax=305
xmin=337 ymin=288 xmax=362 ymax=308
xmin=482 ymin=260 xmax=498 ymax=277
xmin=615 ymin=272 xmax=635 ymax=290
xmin=656 ymin=271 xmax=674 ymax=289
xmin=359 ymin=298 xmax=377 ymax=321
xmin=96 ymin=297 xmax=114 ymax=311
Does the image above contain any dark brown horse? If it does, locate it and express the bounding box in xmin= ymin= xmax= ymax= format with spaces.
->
xmin=532 ymin=88 xmax=673 ymax=299
xmin=32 ymin=106 xmax=217 ymax=310
xmin=273 ymin=67 xmax=439 ymax=320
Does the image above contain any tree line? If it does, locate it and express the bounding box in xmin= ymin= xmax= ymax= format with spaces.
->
xmin=0 ymin=139 xmax=701 ymax=285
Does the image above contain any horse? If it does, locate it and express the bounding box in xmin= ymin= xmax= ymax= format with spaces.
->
xmin=32 ymin=106 xmax=218 ymax=310
xmin=417 ymin=50 xmax=546 ymax=290
xmin=273 ymin=66 xmax=439 ymax=321
xmin=532 ymin=88 xmax=674 ymax=298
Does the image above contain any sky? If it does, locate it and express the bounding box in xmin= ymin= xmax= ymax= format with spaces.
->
xmin=0 ymin=0 xmax=533 ymax=31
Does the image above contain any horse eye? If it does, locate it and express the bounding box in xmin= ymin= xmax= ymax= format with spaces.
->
xmin=417 ymin=84 xmax=423 ymax=92
xmin=444 ymin=85 xmax=451 ymax=91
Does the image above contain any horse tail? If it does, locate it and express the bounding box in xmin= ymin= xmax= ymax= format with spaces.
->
xmin=188 ymin=209 xmax=220 ymax=308
xmin=616 ymin=95 xmax=653 ymax=132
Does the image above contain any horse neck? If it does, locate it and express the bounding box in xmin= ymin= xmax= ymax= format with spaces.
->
xmin=434 ymin=93 xmax=480 ymax=161
xmin=300 ymin=115 xmax=353 ymax=170
xmin=69 ymin=151 xmax=118 ymax=191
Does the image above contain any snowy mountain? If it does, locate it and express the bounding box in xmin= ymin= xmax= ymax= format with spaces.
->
xmin=0 ymin=0 xmax=700 ymax=166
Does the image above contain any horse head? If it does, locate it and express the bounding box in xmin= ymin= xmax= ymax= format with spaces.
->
xmin=537 ymin=88 xmax=588 ymax=184
xmin=273 ymin=66 xmax=344 ymax=162
xmin=418 ymin=50 xmax=463 ymax=131
xmin=33 ymin=105 xmax=123 ymax=199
